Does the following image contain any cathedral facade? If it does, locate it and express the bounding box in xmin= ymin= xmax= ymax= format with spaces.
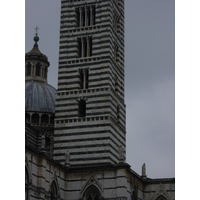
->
xmin=25 ymin=0 xmax=175 ymax=199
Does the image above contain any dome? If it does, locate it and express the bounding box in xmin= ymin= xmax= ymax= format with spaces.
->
xmin=25 ymin=42 xmax=50 ymax=65
xmin=25 ymin=81 xmax=56 ymax=113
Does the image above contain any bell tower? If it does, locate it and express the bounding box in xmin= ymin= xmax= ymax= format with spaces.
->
xmin=53 ymin=0 xmax=126 ymax=165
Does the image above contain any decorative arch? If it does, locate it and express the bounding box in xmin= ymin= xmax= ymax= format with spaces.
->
xmin=156 ymin=195 xmax=167 ymax=200
xmin=151 ymin=184 xmax=172 ymax=200
xmin=81 ymin=174 xmax=103 ymax=200
xmin=83 ymin=185 xmax=101 ymax=200
xmin=50 ymin=180 xmax=58 ymax=200
xmin=49 ymin=170 xmax=60 ymax=199
xmin=131 ymin=184 xmax=138 ymax=200
xmin=132 ymin=190 xmax=137 ymax=200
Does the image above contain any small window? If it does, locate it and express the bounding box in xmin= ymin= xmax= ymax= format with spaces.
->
xmin=45 ymin=68 xmax=47 ymax=79
xmin=79 ymin=100 xmax=86 ymax=117
xmin=78 ymin=37 xmax=92 ymax=58
xmin=76 ymin=6 xmax=95 ymax=27
xmin=36 ymin=63 xmax=41 ymax=76
xmin=32 ymin=114 xmax=39 ymax=124
xmin=27 ymin=63 xmax=31 ymax=76
xmin=41 ymin=114 xmax=49 ymax=124
xmin=42 ymin=68 xmax=44 ymax=78
xmin=79 ymin=69 xmax=89 ymax=89
xmin=45 ymin=136 xmax=50 ymax=147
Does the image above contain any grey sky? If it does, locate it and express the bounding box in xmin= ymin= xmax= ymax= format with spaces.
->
xmin=25 ymin=0 xmax=175 ymax=178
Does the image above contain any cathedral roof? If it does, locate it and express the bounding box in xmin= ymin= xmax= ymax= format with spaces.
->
xmin=25 ymin=80 xmax=56 ymax=113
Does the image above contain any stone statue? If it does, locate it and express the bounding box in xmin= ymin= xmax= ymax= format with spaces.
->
xmin=119 ymin=145 xmax=124 ymax=162
xmin=65 ymin=151 xmax=70 ymax=166
xmin=142 ymin=163 xmax=146 ymax=177
xmin=41 ymin=135 xmax=45 ymax=149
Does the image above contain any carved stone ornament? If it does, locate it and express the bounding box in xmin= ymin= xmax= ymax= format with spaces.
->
xmin=81 ymin=174 xmax=103 ymax=195
xmin=151 ymin=184 xmax=172 ymax=200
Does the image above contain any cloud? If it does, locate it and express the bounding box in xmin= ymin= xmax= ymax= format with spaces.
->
xmin=126 ymin=79 xmax=175 ymax=178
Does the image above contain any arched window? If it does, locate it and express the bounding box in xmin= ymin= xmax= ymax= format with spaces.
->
xmin=50 ymin=181 xmax=58 ymax=200
xmin=84 ymin=185 xmax=101 ymax=200
xmin=132 ymin=191 xmax=137 ymax=200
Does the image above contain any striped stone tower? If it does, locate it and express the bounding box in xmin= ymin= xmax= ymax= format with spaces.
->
xmin=53 ymin=0 xmax=126 ymax=166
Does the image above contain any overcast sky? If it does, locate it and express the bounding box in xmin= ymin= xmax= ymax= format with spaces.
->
xmin=25 ymin=0 xmax=175 ymax=178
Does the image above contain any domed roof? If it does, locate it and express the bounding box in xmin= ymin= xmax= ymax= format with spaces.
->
xmin=25 ymin=42 xmax=50 ymax=64
xmin=25 ymin=81 xmax=56 ymax=113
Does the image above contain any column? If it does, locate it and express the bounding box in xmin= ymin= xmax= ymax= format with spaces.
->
xmin=25 ymin=65 xmax=27 ymax=76
xmin=86 ymin=37 xmax=90 ymax=57
xmin=48 ymin=114 xmax=51 ymax=125
xmin=79 ymin=8 xmax=83 ymax=27
xmin=50 ymin=136 xmax=54 ymax=157
xmin=29 ymin=113 xmax=33 ymax=123
xmin=33 ymin=65 xmax=36 ymax=76
xmin=31 ymin=66 xmax=34 ymax=76
xmin=85 ymin=7 xmax=88 ymax=26
xmin=90 ymin=6 xmax=93 ymax=26
xmin=39 ymin=113 xmax=42 ymax=124
xmin=83 ymin=69 xmax=86 ymax=89
xmin=81 ymin=37 xmax=85 ymax=57
xmin=40 ymin=66 xmax=42 ymax=78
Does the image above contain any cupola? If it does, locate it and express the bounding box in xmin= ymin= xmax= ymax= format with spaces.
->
xmin=25 ymin=28 xmax=56 ymax=156
xmin=25 ymin=27 xmax=50 ymax=83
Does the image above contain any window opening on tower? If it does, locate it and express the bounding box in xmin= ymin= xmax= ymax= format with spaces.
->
xmin=79 ymin=69 xmax=89 ymax=89
xmin=78 ymin=100 xmax=86 ymax=117
xmin=78 ymin=37 xmax=92 ymax=58
xmin=76 ymin=6 xmax=95 ymax=27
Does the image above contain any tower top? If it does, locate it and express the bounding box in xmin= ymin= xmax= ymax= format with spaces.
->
xmin=34 ymin=26 xmax=39 ymax=43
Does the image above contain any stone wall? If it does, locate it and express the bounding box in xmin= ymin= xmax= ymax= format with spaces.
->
xmin=25 ymin=147 xmax=174 ymax=200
